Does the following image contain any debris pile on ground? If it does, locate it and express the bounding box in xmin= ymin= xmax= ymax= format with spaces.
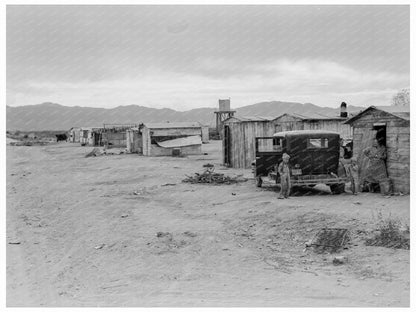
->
xmin=106 ymin=148 xmax=127 ymax=155
xmin=182 ymin=165 xmax=247 ymax=185
xmin=85 ymin=148 xmax=126 ymax=157
xmin=156 ymin=232 xmax=171 ymax=238
xmin=183 ymin=231 xmax=197 ymax=237
xmin=306 ymin=228 xmax=350 ymax=253
xmin=94 ymin=243 xmax=105 ymax=250
xmin=147 ymin=231 xmax=195 ymax=255
xmin=333 ymin=256 xmax=348 ymax=265
xmin=85 ymin=147 xmax=104 ymax=157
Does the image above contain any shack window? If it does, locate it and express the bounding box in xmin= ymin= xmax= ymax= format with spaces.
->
xmin=307 ymin=138 xmax=328 ymax=149
xmin=257 ymin=138 xmax=282 ymax=152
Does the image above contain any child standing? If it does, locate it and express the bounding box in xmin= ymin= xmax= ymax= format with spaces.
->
xmin=278 ymin=153 xmax=291 ymax=199
xmin=346 ymin=157 xmax=359 ymax=195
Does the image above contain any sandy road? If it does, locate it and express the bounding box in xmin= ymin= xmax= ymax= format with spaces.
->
xmin=6 ymin=141 xmax=410 ymax=306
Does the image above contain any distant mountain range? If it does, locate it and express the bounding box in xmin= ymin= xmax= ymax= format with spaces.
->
xmin=6 ymin=101 xmax=366 ymax=131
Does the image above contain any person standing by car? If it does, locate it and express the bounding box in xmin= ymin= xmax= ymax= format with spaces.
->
xmin=346 ymin=156 xmax=359 ymax=195
xmin=278 ymin=153 xmax=291 ymax=199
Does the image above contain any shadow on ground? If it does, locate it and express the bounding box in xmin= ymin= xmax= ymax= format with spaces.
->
xmin=258 ymin=184 xmax=334 ymax=196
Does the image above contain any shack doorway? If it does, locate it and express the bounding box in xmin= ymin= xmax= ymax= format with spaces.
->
xmin=359 ymin=124 xmax=387 ymax=193
xmin=373 ymin=124 xmax=386 ymax=147
xmin=224 ymin=125 xmax=231 ymax=165
xmin=94 ymin=132 xmax=102 ymax=146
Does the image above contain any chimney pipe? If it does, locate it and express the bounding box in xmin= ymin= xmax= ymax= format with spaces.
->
xmin=340 ymin=102 xmax=348 ymax=118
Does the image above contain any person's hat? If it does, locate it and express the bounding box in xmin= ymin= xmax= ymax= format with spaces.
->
xmin=282 ymin=153 xmax=290 ymax=159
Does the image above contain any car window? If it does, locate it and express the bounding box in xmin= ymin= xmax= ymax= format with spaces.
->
xmin=257 ymin=138 xmax=282 ymax=152
xmin=273 ymin=138 xmax=282 ymax=151
xmin=307 ymin=138 xmax=328 ymax=149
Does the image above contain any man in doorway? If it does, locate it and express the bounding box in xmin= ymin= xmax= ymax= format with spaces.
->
xmin=363 ymin=138 xmax=388 ymax=192
xmin=278 ymin=153 xmax=291 ymax=199
xmin=339 ymin=138 xmax=345 ymax=159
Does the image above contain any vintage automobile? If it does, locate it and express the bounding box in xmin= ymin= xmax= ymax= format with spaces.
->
xmin=252 ymin=130 xmax=349 ymax=194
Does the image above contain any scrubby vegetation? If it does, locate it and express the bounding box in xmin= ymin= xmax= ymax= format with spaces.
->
xmin=7 ymin=130 xmax=65 ymax=140
xmin=365 ymin=212 xmax=410 ymax=250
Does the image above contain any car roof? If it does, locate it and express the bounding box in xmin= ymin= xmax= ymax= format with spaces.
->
xmin=273 ymin=130 xmax=340 ymax=137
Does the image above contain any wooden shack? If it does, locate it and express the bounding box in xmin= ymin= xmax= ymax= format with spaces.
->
xmin=102 ymin=124 xmax=138 ymax=149
xmin=79 ymin=127 xmax=106 ymax=146
xmin=68 ymin=127 xmax=81 ymax=143
xmin=141 ymin=122 xmax=203 ymax=156
xmin=80 ymin=127 xmax=92 ymax=145
xmin=91 ymin=128 xmax=105 ymax=146
xmin=222 ymin=116 xmax=277 ymax=168
xmin=126 ymin=127 xmax=142 ymax=154
xmin=344 ymin=106 xmax=410 ymax=194
xmin=223 ymin=113 xmax=351 ymax=168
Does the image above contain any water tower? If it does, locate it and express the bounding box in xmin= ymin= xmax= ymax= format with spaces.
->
xmin=214 ymin=99 xmax=236 ymax=138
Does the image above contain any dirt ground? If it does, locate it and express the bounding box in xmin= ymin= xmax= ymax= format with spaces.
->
xmin=6 ymin=141 xmax=410 ymax=307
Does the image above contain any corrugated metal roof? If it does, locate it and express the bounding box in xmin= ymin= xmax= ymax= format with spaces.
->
xmin=273 ymin=130 xmax=340 ymax=137
xmin=289 ymin=112 xmax=345 ymax=120
xmin=143 ymin=122 xmax=202 ymax=129
xmin=224 ymin=115 xmax=276 ymax=122
xmin=226 ymin=113 xmax=345 ymax=123
xmin=80 ymin=127 xmax=102 ymax=131
xmin=156 ymin=135 xmax=202 ymax=148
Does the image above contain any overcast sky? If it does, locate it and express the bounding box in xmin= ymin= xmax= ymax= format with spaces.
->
xmin=6 ymin=5 xmax=409 ymax=110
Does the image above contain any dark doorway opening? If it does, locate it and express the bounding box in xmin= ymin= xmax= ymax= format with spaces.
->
xmin=224 ymin=125 xmax=231 ymax=165
xmin=94 ymin=133 xmax=103 ymax=146
xmin=373 ymin=124 xmax=386 ymax=147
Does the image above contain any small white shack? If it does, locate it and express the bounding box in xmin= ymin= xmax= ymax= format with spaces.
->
xmin=199 ymin=123 xmax=210 ymax=143
xmin=68 ymin=127 xmax=81 ymax=143
xmin=140 ymin=122 xmax=203 ymax=156
xmin=80 ymin=127 xmax=93 ymax=145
